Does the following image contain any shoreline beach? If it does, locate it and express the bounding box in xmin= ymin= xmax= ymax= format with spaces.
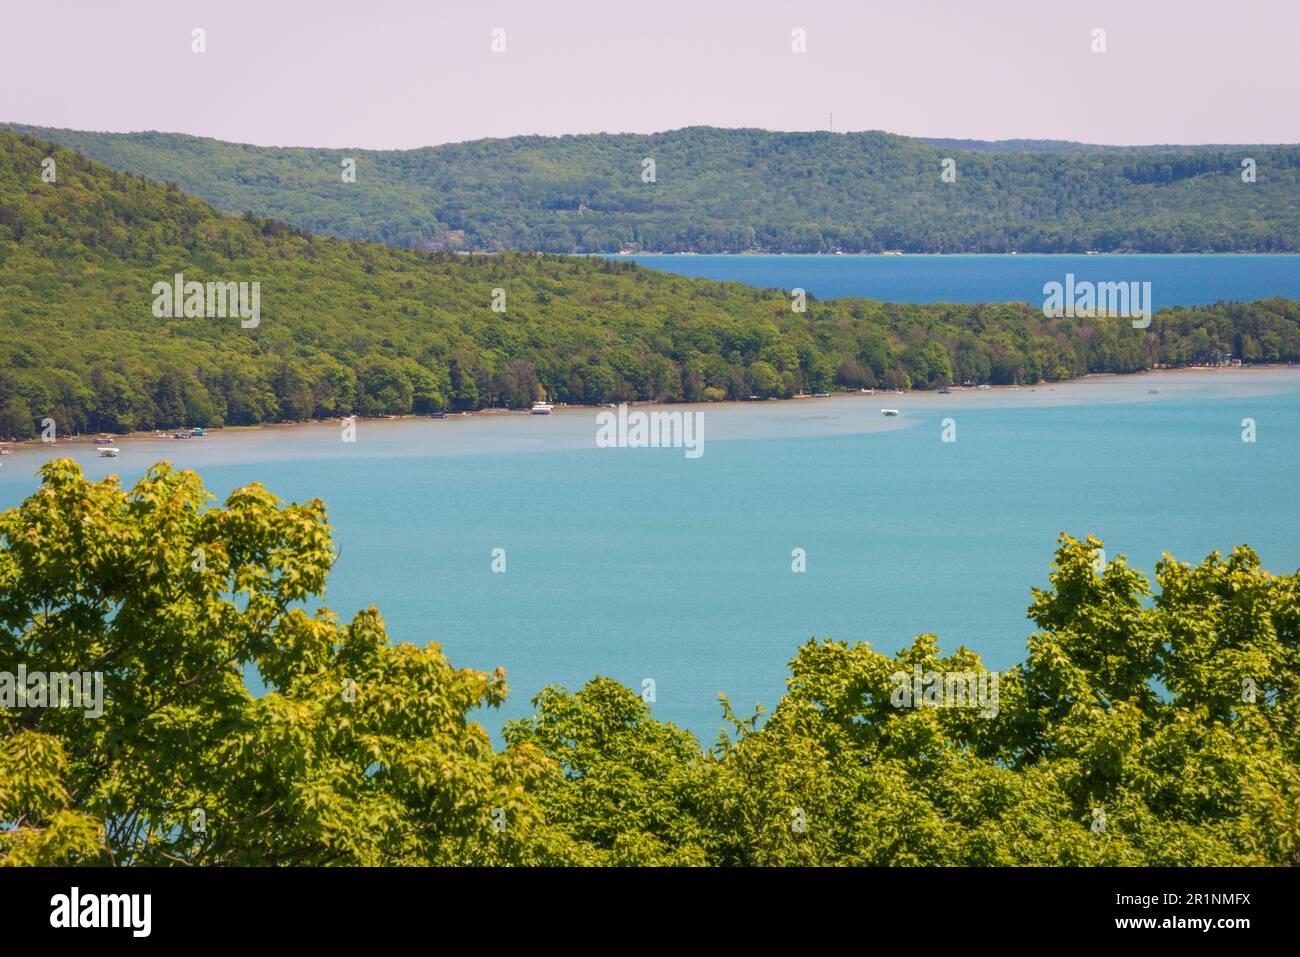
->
xmin=3 ymin=365 xmax=1296 ymax=461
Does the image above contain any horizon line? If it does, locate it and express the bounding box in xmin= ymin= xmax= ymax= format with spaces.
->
xmin=5 ymin=120 xmax=1297 ymax=155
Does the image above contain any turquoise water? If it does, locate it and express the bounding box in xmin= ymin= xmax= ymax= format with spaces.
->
xmin=2 ymin=370 xmax=1297 ymax=742
xmin=619 ymin=254 xmax=1300 ymax=305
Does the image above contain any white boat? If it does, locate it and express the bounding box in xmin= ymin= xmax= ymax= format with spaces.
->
xmin=880 ymin=408 xmax=900 ymax=416
xmin=530 ymin=401 xmax=553 ymax=415
xmin=96 ymin=447 xmax=119 ymax=457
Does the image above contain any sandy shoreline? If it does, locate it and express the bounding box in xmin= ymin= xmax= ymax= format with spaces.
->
xmin=3 ymin=364 xmax=1296 ymax=451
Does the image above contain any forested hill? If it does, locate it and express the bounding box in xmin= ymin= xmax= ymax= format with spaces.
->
xmin=1 ymin=130 xmax=1298 ymax=440
xmin=6 ymin=123 xmax=1298 ymax=254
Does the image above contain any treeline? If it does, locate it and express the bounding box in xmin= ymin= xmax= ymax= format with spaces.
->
xmin=2 ymin=131 xmax=1299 ymax=440
xmin=4 ymin=462 xmax=1298 ymax=865
xmin=6 ymin=123 xmax=1299 ymax=254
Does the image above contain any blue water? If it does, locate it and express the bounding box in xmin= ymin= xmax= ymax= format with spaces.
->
xmin=619 ymin=254 xmax=1300 ymax=305
xmin=3 ymin=371 xmax=1298 ymax=743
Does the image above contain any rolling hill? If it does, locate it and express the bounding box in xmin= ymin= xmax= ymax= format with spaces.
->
xmin=6 ymin=123 xmax=1298 ymax=254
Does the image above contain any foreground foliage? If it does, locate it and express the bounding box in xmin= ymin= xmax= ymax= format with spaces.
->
xmin=2 ymin=462 xmax=1296 ymax=865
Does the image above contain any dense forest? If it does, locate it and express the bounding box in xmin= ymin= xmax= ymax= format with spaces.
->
xmin=3 ymin=461 xmax=1297 ymax=865
xmin=2 ymin=132 xmax=1299 ymax=440
xmin=7 ymin=123 xmax=1298 ymax=254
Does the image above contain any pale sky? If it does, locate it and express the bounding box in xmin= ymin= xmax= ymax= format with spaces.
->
xmin=2 ymin=0 xmax=1296 ymax=149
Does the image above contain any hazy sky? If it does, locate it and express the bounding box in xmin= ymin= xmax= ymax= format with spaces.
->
xmin=3 ymin=0 xmax=1296 ymax=149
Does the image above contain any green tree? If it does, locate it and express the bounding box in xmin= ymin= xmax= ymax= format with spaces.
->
xmin=0 ymin=460 xmax=563 ymax=866
xmin=747 ymin=360 xmax=784 ymax=398
xmin=448 ymin=356 xmax=480 ymax=412
xmin=904 ymin=340 xmax=954 ymax=388
xmin=0 ymin=396 xmax=34 ymax=440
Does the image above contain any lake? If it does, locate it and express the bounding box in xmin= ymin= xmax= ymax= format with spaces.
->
xmin=617 ymin=253 xmax=1300 ymax=305
xmin=3 ymin=369 xmax=1298 ymax=742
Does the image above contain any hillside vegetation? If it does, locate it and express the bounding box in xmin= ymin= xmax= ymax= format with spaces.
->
xmin=7 ymin=124 xmax=1298 ymax=254
xmin=1 ymin=130 xmax=1299 ymax=439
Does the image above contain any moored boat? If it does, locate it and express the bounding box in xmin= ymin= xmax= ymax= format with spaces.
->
xmin=881 ymin=408 xmax=900 ymax=416
xmin=97 ymin=446 xmax=119 ymax=457
xmin=530 ymin=401 xmax=553 ymax=415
